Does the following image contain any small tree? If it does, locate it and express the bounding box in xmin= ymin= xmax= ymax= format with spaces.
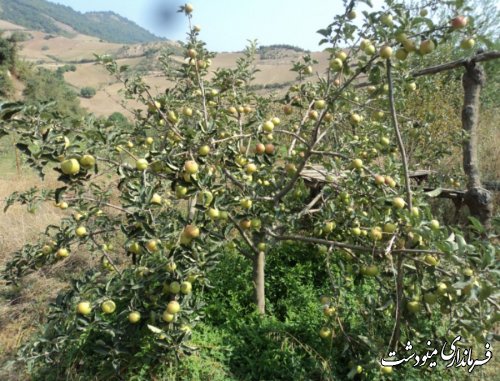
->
xmin=80 ymin=86 xmax=97 ymax=99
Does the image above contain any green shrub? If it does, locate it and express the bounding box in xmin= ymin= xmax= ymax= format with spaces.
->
xmin=80 ymin=86 xmax=97 ymax=99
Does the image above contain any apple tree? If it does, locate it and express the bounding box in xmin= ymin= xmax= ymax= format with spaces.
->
xmin=1 ymin=1 xmax=498 ymax=379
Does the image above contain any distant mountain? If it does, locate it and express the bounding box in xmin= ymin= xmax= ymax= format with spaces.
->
xmin=0 ymin=0 xmax=162 ymax=44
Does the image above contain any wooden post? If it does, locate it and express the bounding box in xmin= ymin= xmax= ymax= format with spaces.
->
xmin=461 ymin=61 xmax=493 ymax=228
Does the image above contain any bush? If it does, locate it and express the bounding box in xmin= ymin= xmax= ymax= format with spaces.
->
xmin=80 ymin=86 xmax=96 ymax=99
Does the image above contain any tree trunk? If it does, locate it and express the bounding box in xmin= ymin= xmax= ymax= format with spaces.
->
xmin=252 ymin=251 xmax=265 ymax=314
xmin=461 ymin=61 xmax=492 ymax=228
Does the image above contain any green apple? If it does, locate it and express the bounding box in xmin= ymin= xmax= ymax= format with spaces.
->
xmin=392 ymin=197 xmax=406 ymax=209
xmin=360 ymin=39 xmax=371 ymax=50
xmin=41 ymin=245 xmax=53 ymax=255
xmin=145 ymin=137 xmax=154 ymax=145
xmin=56 ymin=248 xmax=69 ymax=258
xmin=167 ymin=301 xmax=181 ymax=314
xmin=303 ymin=65 xmax=313 ymax=74
xmin=350 ymin=113 xmax=362 ymax=124
xmin=364 ymin=44 xmax=376 ymax=55
xmin=145 ymin=239 xmax=160 ymax=252
xmin=370 ymin=227 xmax=383 ymax=241
xmin=437 ymin=282 xmax=447 ymax=295
xmin=463 ymin=268 xmax=473 ymax=277
xmin=420 ymin=8 xmax=428 ymax=17
xmin=101 ymin=300 xmax=116 ymax=314
xmin=77 ymin=301 xmax=92 ymax=315
xmin=240 ymin=198 xmax=252 ymax=209
xmin=323 ymin=306 xmax=336 ymax=316
xmin=245 ymin=163 xmax=258 ymax=174
xmin=128 ymin=241 xmax=141 ymax=254
xmin=407 ymin=300 xmax=421 ymax=313
xmin=395 ymin=48 xmax=408 ymax=61
xmin=419 ymin=39 xmax=435 ymax=55
xmin=324 ymin=221 xmax=336 ymax=233
xmin=374 ymin=175 xmax=385 ymax=185
xmin=75 ymin=226 xmax=87 ymax=237
xmin=61 ymin=158 xmax=80 ymax=175
xmin=351 ymin=227 xmax=362 ymax=236
xmin=329 ymin=58 xmax=343 ymax=71
xmin=162 ymin=311 xmax=175 ymax=322
xmin=165 ymin=262 xmax=177 ymax=273
xmin=335 ymin=51 xmax=347 ymax=62
xmin=424 ymin=255 xmax=439 ymax=266
xmin=380 ymin=14 xmax=393 ymax=27
xmin=181 ymin=281 xmax=192 ymax=294
xmin=362 ymin=264 xmax=379 ymax=276
xmin=251 ymin=218 xmax=262 ymax=229
xmin=207 ymin=208 xmax=220 ymax=219
xmin=308 ymin=110 xmax=319 ymax=120
xmin=136 ymin=158 xmax=148 ymax=171
xmin=314 ymin=99 xmax=326 ymax=109
xmin=380 ymin=136 xmax=390 ymax=146
xmin=151 ymin=193 xmax=162 ymax=205
xmin=352 ymin=158 xmax=363 ymax=169
xmin=198 ymin=145 xmax=210 ymax=156
xmin=176 ymin=185 xmax=188 ymax=198
xmin=169 ymin=281 xmax=181 ymax=294
xmin=184 ymin=160 xmax=199 ymax=174
xmin=383 ymin=223 xmax=397 ymax=234
xmin=460 ymin=38 xmax=475 ymax=49
xmin=411 ymin=207 xmax=420 ymax=217
xmin=424 ymin=293 xmax=438 ymax=304
xmin=406 ymin=82 xmax=417 ymax=91
xmin=380 ymin=366 xmax=393 ymax=374
xmin=379 ymin=45 xmax=393 ymax=59
xmin=347 ymin=10 xmax=357 ymax=20
xmin=263 ymin=120 xmax=274 ymax=133
xmin=79 ymin=154 xmax=96 ymax=168
xmin=430 ymin=219 xmax=440 ymax=230
xmin=128 ymin=311 xmax=141 ymax=323
xmin=319 ymin=327 xmax=332 ymax=339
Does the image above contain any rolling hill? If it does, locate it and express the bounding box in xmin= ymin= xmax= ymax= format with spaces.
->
xmin=0 ymin=0 xmax=329 ymax=118
xmin=0 ymin=0 xmax=162 ymax=44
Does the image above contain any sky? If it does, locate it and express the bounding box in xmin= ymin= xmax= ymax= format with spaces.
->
xmin=48 ymin=0 xmax=382 ymax=52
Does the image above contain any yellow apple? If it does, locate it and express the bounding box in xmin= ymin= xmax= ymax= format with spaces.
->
xmin=77 ymin=301 xmax=92 ymax=315
xmin=128 ymin=311 xmax=141 ymax=323
xmin=61 ymin=159 xmax=80 ymax=175
xmin=166 ymin=300 xmax=181 ymax=314
xmin=101 ymin=300 xmax=116 ymax=314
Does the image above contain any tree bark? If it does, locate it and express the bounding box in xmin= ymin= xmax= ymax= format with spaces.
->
xmin=461 ymin=61 xmax=493 ymax=228
xmin=253 ymin=251 xmax=265 ymax=314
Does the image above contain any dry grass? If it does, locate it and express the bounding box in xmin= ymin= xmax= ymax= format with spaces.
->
xmin=0 ymin=152 xmax=97 ymax=379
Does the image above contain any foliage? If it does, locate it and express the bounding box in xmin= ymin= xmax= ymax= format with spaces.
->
xmin=0 ymin=1 xmax=498 ymax=380
xmin=22 ymin=67 xmax=83 ymax=116
xmin=79 ymin=86 xmax=96 ymax=99
xmin=0 ymin=0 xmax=162 ymax=44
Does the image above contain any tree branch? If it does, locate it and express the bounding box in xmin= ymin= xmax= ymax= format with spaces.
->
xmin=412 ymin=51 xmax=500 ymax=77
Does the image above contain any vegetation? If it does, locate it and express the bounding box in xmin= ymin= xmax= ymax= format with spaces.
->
xmin=0 ymin=0 xmax=162 ymax=44
xmin=80 ymin=86 xmax=96 ymax=99
xmin=0 ymin=1 xmax=498 ymax=380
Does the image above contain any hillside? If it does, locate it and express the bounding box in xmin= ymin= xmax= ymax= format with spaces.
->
xmin=0 ymin=0 xmax=162 ymax=44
